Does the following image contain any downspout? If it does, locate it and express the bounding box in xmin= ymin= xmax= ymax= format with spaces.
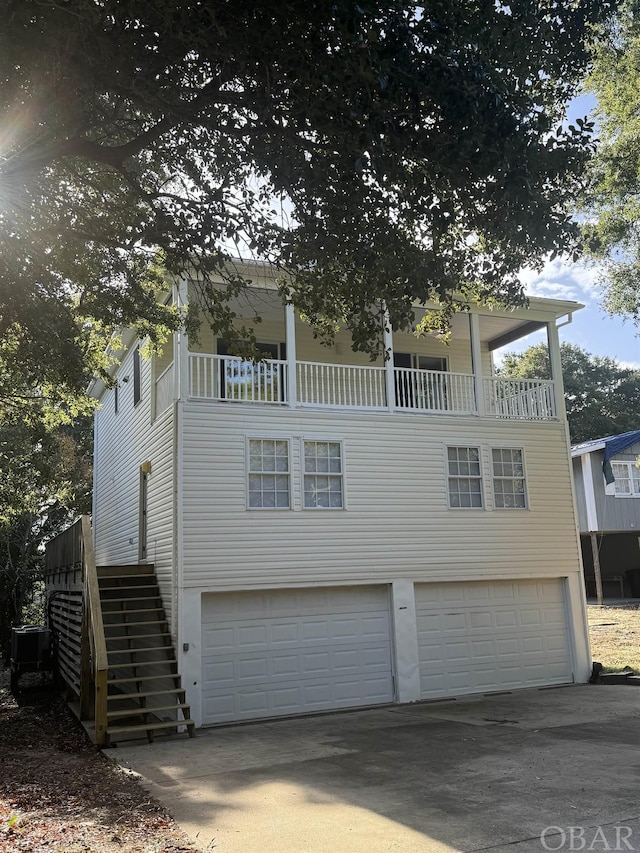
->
xmin=92 ymin=406 xmax=99 ymax=546
xmin=172 ymin=279 xmax=188 ymax=644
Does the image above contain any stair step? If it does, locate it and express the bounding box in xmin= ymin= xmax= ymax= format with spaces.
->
xmin=100 ymin=584 xmax=160 ymax=593
xmin=102 ymin=606 xmax=165 ymax=615
xmin=107 ymin=646 xmax=173 ymax=655
xmin=102 ymin=595 xmax=162 ymax=604
xmin=107 ymin=688 xmax=186 ymax=702
xmin=107 ymin=703 xmax=190 ymax=720
xmin=108 ymin=673 xmax=181 ymax=686
xmin=107 ymin=719 xmax=195 ymax=736
xmin=108 ymin=659 xmax=177 ymax=671
xmin=105 ymin=632 xmax=168 ymax=642
xmin=104 ymin=620 xmax=168 ymax=630
xmin=108 ymin=657 xmax=176 ymax=668
xmin=98 ymin=573 xmax=157 ymax=581
xmin=98 ymin=565 xmax=155 ymax=577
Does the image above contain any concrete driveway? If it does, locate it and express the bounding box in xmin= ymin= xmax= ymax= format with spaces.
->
xmin=109 ymin=685 xmax=640 ymax=853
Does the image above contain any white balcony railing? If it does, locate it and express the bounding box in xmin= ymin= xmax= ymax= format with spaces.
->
xmin=485 ymin=378 xmax=556 ymax=420
xmin=155 ymin=362 xmax=174 ymax=417
xmin=186 ymin=353 xmax=557 ymax=421
xmin=297 ymin=361 xmax=387 ymax=409
xmin=189 ymin=353 xmax=288 ymax=404
xmin=394 ymin=367 xmax=476 ymax=414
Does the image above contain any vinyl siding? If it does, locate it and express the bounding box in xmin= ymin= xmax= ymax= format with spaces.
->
xmin=592 ymin=443 xmax=640 ymax=532
xmin=189 ymin=314 xmax=490 ymax=376
xmin=572 ymin=458 xmax=588 ymax=531
xmin=180 ymin=403 xmax=581 ymax=590
xmin=93 ymin=345 xmax=176 ymax=626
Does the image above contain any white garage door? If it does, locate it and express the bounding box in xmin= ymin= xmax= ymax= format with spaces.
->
xmin=201 ymin=585 xmax=394 ymax=725
xmin=416 ymin=579 xmax=573 ymax=699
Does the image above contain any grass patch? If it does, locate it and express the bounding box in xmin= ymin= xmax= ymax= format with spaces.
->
xmin=587 ymin=605 xmax=640 ymax=673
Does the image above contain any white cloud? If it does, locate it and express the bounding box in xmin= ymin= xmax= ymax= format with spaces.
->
xmin=527 ymin=279 xmax=581 ymax=301
xmin=521 ymin=258 xmax=604 ymax=304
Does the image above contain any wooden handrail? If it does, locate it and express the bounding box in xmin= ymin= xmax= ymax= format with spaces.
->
xmin=81 ymin=516 xmax=108 ymax=746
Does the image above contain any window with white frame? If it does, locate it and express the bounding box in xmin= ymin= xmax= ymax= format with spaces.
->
xmin=447 ymin=446 xmax=483 ymax=508
xmin=303 ymin=441 xmax=344 ymax=509
xmin=611 ymin=461 xmax=640 ymax=496
xmin=492 ymin=448 xmax=527 ymax=509
xmin=247 ymin=439 xmax=290 ymax=509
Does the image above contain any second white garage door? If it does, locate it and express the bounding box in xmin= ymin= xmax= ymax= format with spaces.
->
xmin=201 ymin=585 xmax=394 ymax=725
xmin=416 ymin=579 xmax=573 ymax=699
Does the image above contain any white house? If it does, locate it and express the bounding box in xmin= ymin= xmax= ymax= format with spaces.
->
xmin=89 ymin=263 xmax=590 ymax=729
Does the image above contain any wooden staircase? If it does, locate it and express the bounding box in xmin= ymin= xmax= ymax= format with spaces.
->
xmin=98 ymin=564 xmax=195 ymax=746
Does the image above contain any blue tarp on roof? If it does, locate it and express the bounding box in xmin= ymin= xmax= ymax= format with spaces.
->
xmin=601 ymin=430 xmax=640 ymax=462
xmin=598 ymin=431 xmax=640 ymax=484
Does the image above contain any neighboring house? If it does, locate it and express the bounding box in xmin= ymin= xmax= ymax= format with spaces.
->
xmin=85 ymin=262 xmax=590 ymax=729
xmin=571 ymin=431 xmax=640 ymax=601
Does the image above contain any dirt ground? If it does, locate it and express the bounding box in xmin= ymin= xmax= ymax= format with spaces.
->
xmin=587 ymin=604 xmax=640 ymax=673
xmin=0 ymin=668 xmax=201 ymax=853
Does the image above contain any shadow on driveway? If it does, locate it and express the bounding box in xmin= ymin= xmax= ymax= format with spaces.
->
xmin=109 ymin=685 xmax=640 ymax=853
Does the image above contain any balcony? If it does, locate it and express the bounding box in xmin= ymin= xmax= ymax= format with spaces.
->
xmin=186 ymin=353 xmax=557 ymax=420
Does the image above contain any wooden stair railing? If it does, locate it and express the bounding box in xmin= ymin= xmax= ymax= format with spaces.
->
xmin=45 ymin=516 xmax=195 ymax=747
xmin=81 ymin=516 xmax=109 ymax=746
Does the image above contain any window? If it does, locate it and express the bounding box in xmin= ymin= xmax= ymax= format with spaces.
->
xmin=447 ymin=446 xmax=482 ymax=508
xmin=133 ymin=346 xmax=141 ymax=406
xmin=114 ymin=382 xmax=119 ymax=414
xmin=492 ymin=448 xmax=527 ymax=509
xmin=303 ymin=441 xmax=344 ymax=509
xmin=247 ymin=439 xmax=290 ymax=509
xmin=394 ymin=352 xmax=447 ymax=372
xmin=611 ymin=461 xmax=640 ymax=497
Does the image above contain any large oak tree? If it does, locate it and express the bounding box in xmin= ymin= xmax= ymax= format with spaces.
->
xmin=0 ymin=0 xmax=614 ymax=418
xmin=582 ymin=0 xmax=640 ymax=323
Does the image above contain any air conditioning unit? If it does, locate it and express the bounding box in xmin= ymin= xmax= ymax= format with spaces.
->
xmin=11 ymin=626 xmax=51 ymax=667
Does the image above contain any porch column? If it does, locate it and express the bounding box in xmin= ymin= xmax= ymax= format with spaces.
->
xmin=285 ymin=302 xmax=297 ymax=408
xmin=547 ymin=320 xmax=566 ymax=420
xmin=174 ymin=278 xmax=189 ymax=401
xmin=469 ymin=312 xmax=485 ymax=416
xmin=383 ymin=306 xmax=395 ymax=412
xmin=391 ymin=580 xmax=421 ymax=703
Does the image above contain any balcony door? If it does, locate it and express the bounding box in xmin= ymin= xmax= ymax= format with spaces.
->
xmin=393 ymin=352 xmax=447 ymax=409
xmin=217 ymin=340 xmax=286 ymax=402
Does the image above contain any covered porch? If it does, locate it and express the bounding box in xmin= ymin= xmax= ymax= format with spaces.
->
xmin=154 ymin=281 xmax=575 ymax=422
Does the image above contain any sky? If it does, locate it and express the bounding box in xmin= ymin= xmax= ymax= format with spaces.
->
xmin=503 ymin=94 xmax=640 ymax=369
xmin=512 ymin=259 xmax=640 ymax=369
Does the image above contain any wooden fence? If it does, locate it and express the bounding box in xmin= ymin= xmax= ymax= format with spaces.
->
xmin=44 ymin=516 xmax=108 ymax=746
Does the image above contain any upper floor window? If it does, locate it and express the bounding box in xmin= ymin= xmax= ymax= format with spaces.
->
xmin=303 ymin=441 xmax=344 ymax=509
xmin=247 ymin=439 xmax=290 ymax=509
xmin=611 ymin=461 xmax=640 ymax=497
xmin=447 ymin=446 xmax=483 ymax=508
xmin=133 ymin=346 xmax=141 ymax=406
xmin=492 ymin=448 xmax=527 ymax=509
